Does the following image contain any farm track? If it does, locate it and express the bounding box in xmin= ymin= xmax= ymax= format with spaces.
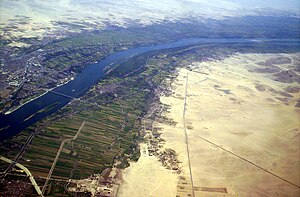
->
xmin=42 ymin=120 xmax=86 ymax=195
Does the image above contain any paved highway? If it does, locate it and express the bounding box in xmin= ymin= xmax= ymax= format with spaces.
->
xmin=0 ymin=156 xmax=43 ymax=196
xmin=182 ymin=73 xmax=195 ymax=197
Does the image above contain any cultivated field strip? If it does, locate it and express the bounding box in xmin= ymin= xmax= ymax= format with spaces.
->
xmin=16 ymin=99 xmax=142 ymax=180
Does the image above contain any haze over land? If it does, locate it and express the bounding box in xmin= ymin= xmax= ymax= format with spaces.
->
xmin=0 ymin=0 xmax=299 ymax=196
xmin=1 ymin=0 xmax=299 ymax=42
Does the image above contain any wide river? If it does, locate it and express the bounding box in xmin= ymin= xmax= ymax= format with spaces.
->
xmin=0 ymin=38 xmax=299 ymax=141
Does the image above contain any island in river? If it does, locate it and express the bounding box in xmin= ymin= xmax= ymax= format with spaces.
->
xmin=0 ymin=8 xmax=300 ymax=196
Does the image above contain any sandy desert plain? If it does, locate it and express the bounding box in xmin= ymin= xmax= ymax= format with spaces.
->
xmin=118 ymin=52 xmax=300 ymax=197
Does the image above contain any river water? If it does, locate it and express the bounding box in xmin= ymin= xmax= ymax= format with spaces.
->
xmin=0 ymin=38 xmax=299 ymax=141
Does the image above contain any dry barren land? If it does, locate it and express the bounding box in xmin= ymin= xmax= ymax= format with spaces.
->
xmin=119 ymin=53 xmax=300 ymax=196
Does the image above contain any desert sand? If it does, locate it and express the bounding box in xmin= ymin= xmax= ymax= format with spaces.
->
xmin=119 ymin=53 xmax=300 ymax=196
xmin=118 ymin=143 xmax=178 ymax=197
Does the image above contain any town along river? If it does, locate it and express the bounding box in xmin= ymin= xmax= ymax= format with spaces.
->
xmin=0 ymin=38 xmax=299 ymax=141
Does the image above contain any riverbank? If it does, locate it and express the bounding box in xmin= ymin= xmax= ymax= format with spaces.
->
xmin=1 ymin=42 xmax=299 ymax=196
xmin=4 ymin=77 xmax=75 ymax=115
xmin=118 ymin=52 xmax=300 ymax=196
xmin=3 ymin=38 xmax=289 ymax=141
